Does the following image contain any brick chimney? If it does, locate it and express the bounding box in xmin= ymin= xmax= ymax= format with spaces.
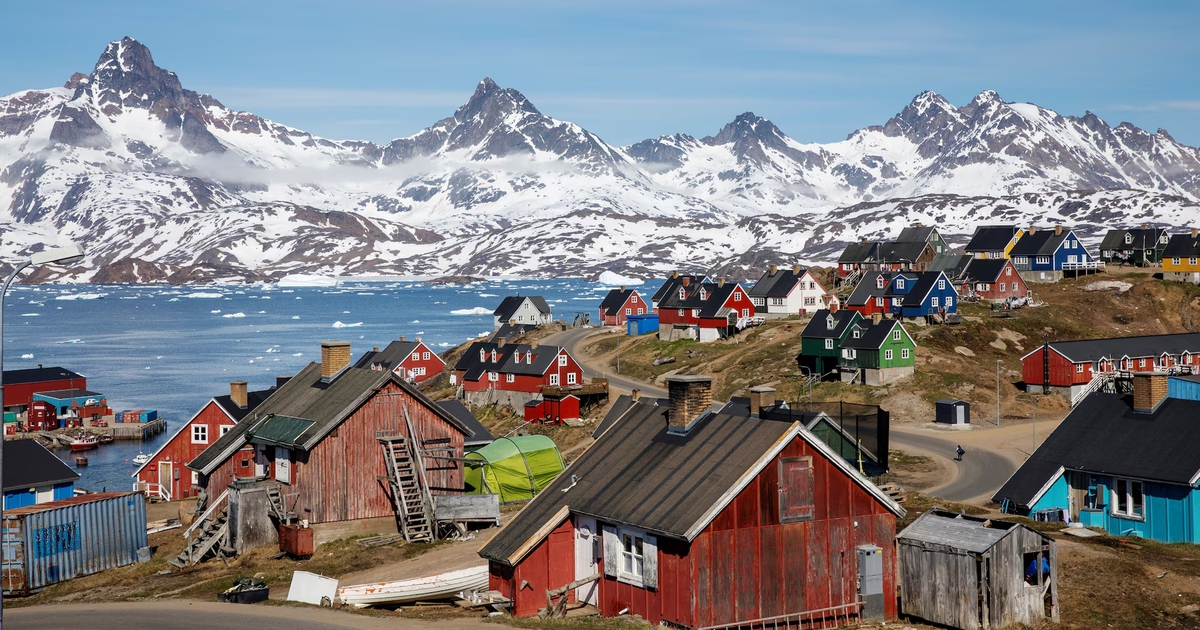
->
xmin=793 ymin=264 xmax=801 ymax=275
xmin=914 ymin=222 xmax=923 ymax=227
xmin=718 ymin=278 xmax=726 ymax=288
xmin=1192 ymin=229 xmax=1198 ymax=238
xmin=671 ymin=270 xmax=680 ymax=279
xmin=1054 ymin=225 xmax=1063 ymax=236
xmin=682 ymin=277 xmax=691 ymax=287
xmin=769 ymin=264 xmax=778 ymax=275
xmin=861 ymin=237 xmax=868 ymax=243
xmin=666 ymin=375 xmax=713 ymax=433
xmin=1028 ymin=225 xmax=1037 ymax=234
xmin=871 ymin=313 xmax=882 ymax=325
xmin=631 ymin=389 xmax=642 ymax=401
xmin=230 ymin=381 xmax=248 ymax=409
xmin=1140 ymin=224 xmax=1148 ymax=229
xmin=498 ymin=337 xmax=507 ymax=347
xmin=749 ymin=385 xmax=776 ymax=417
xmin=1132 ymin=373 xmax=1169 ymax=413
xmin=620 ymin=285 xmax=626 ymax=291
xmin=399 ymin=336 xmax=406 ymax=342
xmin=321 ymin=340 xmax=351 ymax=380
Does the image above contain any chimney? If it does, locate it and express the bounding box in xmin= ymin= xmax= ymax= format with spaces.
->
xmin=399 ymin=336 xmax=406 ymax=342
xmin=631 ymin=389 xmax=642 ymax=401
xmin=914 ymin=222 xmax=923 ymax=227
xmin=793 ymin=264 xmax=801 ymax=275
xmin=829 ymin=301 xmax=839 ymax=314
xmin=498 ymin=338 xmax=507 ymax=347
xmin=749 ymin=385 xmax=776 ymax=417
xmin=1028 ymin=225 xmax=1037 ymax=234
xmin=1132 ymin=373 xmax=1169 ymax=413
xmin=672 ymin=270 xmax=679 ymax=279
xmin=230 ymin=381 xmax=248 ymax=409
xmin=620 ymin=285 xmax=626 ymax=291
xmin=769 ymin=264 xmax=778 ymax=275
xmin=666 ymin=375 xmax=713 ymax=434
xmin=1054 ymin=225 xmax=1063 ymax=236
xmin=321 ymin=340 xmax=352 ymax=380
xmin=871 ymin=313 xmax=882 ymax=325
xmin=682 ymin=277 xmax=691 ymax=287
xmin=861 ymin=237 xmax=868 ymax=243
xmin=372 ymin=346 xmax=380 ymax=353
xmin=718 ymin=278 xmax=726 ymax=288
xmin=1192 ymin=229 xmax=1198 ymax=238
xmin=276 ymin=375 xmax=292 ymax=389
xmin=1140 ymin=224 xmax=1148 ymax=229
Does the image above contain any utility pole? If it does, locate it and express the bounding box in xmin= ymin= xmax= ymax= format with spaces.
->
xmin=996 ymin=359 xmax=1001 ymax=427
xmin=615 ymin=333 xmax=620 ymax=374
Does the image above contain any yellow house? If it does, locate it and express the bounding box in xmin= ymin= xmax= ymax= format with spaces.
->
xmin=1163 ymin=229 xmax=1200 ymax=284
xmin=964 ymin=225 xmax=1025 ymax=259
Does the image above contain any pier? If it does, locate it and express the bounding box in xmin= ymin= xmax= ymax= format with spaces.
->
xmin=5 ymin=417 xmax=167 ymax=449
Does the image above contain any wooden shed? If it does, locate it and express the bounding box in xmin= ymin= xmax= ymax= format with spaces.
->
xmin=897 ymin=509 xmax=1058 ymax=630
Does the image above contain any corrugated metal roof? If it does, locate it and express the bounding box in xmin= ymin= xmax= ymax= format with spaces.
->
xmin=2 ymin=491 xmax=137 ymax=516
xmin=248 ymin=415 xmax=315 ymax=448
xmin=898 ymin=510 xmax=1013 ymax=553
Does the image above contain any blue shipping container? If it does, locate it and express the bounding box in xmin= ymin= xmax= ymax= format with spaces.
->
xmin=139 ymin=410 xmax=157 ymax=422
xmin=1 ymin=492 xmax=147 ymax=595
xmin=627 ymin=314 xmax=659 ymax=336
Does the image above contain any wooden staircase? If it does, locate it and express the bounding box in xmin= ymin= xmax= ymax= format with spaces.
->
xmin=267 ymin=484 xmax=299 ymax=525
xmin=379 ymin=434 xmax=434 ymax=543
xmin=173 ymin=490 xmax=232 ymax=568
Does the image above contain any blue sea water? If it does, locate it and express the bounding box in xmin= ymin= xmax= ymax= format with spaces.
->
xmin=1 ymin=279 xmax=612 ymax=492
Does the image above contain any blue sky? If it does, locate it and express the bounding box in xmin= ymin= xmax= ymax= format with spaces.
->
xmin=5 ymin=0 xmax=1199 ymax=146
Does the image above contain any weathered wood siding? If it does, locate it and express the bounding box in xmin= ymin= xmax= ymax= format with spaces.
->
xmin=138 ymin=401 xmax=237 ymax=499
xmin=488 ymin=518 xmax=574 ymax=618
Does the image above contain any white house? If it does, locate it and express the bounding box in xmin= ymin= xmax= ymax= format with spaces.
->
xmin=748 ymin=265 xmax=837 ymax=317
xmin=492 ymin=296 xmax=553 ymax=330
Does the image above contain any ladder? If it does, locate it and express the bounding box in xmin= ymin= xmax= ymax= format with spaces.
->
xmin=379 ymin=434 xmax=434 ymax=543
xmin=173 ymin=492 xmax=233 ymax=568
xmin=267 ymin=485 xmax=299 ymax=525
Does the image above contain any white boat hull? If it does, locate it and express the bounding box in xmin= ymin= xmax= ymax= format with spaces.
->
xmin=338 ymin=565 xmax=489 ymax=608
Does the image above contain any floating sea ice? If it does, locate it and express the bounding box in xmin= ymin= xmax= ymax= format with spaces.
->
xmin=211 ymin=310 xmax=221 ymax=314
xmin=450 ymin=307 xmax=492 ymax=315
xmin=20 ymin=353 xmax=33 ymax=359
xmin=291 ymin=316 xmax=300 ymax=320
xmin=342 ymin=310 xmax=351 ymax=314
xmin=438 ymin=343 xmax=451 ymax=348
xmin=21 ymin=313 xmax=38 ymax=316
xmin=292 ymin=352 xmax=303 ymax=356
xmin=411 ymin=320 xmax=420 ymax=323
xmin=331 ymin=321 xmax=363 ymax=328
xmin=56 ymin=339 xmax=82 ymax=344
xmin=479 ymin=293 xmax=497 ymax=298
xmin=255 ymin=357 xmax=263 ymax=360
xmin=258 ymin=310 xmax=266 ymax=314
xmin=185 ymin=292 xmax=224 ymax=299
xmin=168 ymin=298 xmax=179 ymax=302
xmin=222 ymin=312 xmax=246 ymax=318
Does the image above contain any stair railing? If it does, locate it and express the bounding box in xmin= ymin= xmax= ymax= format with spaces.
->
xmin=183 ymin=488 xmax=229 ymax=559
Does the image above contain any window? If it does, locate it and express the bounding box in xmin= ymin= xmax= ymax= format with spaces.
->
xmin=220 ymin=425 xmax=232 ymax=436
xmin=479 ymin=349 xmax=486 ymax=361
xmin=825 ymin=338 xmax=834 ymax=350
xmin=558 ymin=355 xmax=568 ymax=366
xmin=1076 ymin=363 xmax=1084 ymax=373
xmin=488 ymin=371 xmax=499 ymax=382
xmin=876 ymin=277 xmax=884 ymax=289
xmin=885 ymin=349 xmax=893 ymax=360
xmin=893 ymin=297 xmax=901 ymax=306
xmin=1015 ymin=256 xmax=1029 ymax=265
xmin=506 ymin=373 xmax=515 ymax=383
xmin=946 ymin=296 xmax=953 ymax=308
xmin=1037 ymin=256 xmax=1050 ymax=265
xmin=999 ymin=283 xmax=1006 ymax=292
xmin=804 ymin=296 xmax=816 ymax=306
xmin=412 ymin=352 xmax=420 ymax=361
xmin=191 ymin=425 xmax=208 ymax=444
xmin=901 ymin=348 xmax=910 ymax=359
xmin=679 ymin=288 xmax=686 ymax=300
xmin=853 ymin=330 xmax=861 ymax=339
xmin=567 ymin=372 xmax=577 ymax=385
xmin=734 ymin=292 xmax=741 ymax=301
xmin=1174 ymin=257 xmax=1182 ymax=266
xmin=1006 ymin=266 xmax=1012 ymax=276
xmin=931 ymin=297 xmax=939 ymax=307
xmin=631 ymin=295 xmax=638 ymax=303
xmin=892 ymin=330 xmax=901 ymax=341
xmin=637 ymin=308 xmax=644 ymax=314
xmin=626 ymin=308 xmax=632 ymax=315
xmin=875 ymin=297 xmax=884 ymax=307
xmin=621 ymin=532 xmax=644 ymax=580
xmin=191 ymin=471 xmax=199 ymax=485
xmin=490 ymin=350 xmax=497 ymax=362
xmin=896 ymin=279 xmax=905 ymax=289
xmin=1139 ymin=358 xmax=1146 ymax=368
xmin=742 ymin=308 xmax=750 ymax=317
xmin=411 ymin=367 xmax=425 ymax=376
xmin=1112 ymin=478 xmax=1144 ymax=519
xmin=692 ymin=309 xmax=700 ymax=318
xmin=1125 ymin=233 xmax=1133 ymax=244
xmin=778 ymin=457 xmax=814 ymax=522
xmin=422 ymin=352 xmax=430 ymax=360
xmin=937 ymin=279 xmax=945 ymax=290
xmin=549 ymin=374 xmax=560 ymax=386
xmin=1192 ymin=257 xmax=1198 ymax=266
xmin=678 ymin=309 xmax=684 ymax=316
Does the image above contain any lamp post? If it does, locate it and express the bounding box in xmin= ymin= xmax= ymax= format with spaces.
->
xmin=0 ymin=244 xmax=83 ymax=628
xmin=996 ymin=359 xmax=1002 ymax=427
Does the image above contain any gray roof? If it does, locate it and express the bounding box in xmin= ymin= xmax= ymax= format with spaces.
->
xmin=599 ymin=289 xmax=636 ymax=316
xmin=213 ymin=387 xmax=275 ymax=422
xmin=4 ymin=439 xmax=80 ymax=491
xmin=1034 ymin=332 xmax=1200 ymax=363
xmin=901 ymin=271 xmax=952 ymax=307
xmin=927 ymin=253 xmax=970 ymax=275
xmin=841 ymin=320 xmax=905 ymax=351
xmin=189 ymin=362 xmax=471 ymax=473
xmin=800 ymin=309 xmax=861 ymax=340
xmin=964 ymin=226 xmax=1020 ymax=252
xmin=488 ymin=323 xmax=539 ymax=343
xmin=838 ymin=241 xmax=879 ymax=264
xmin=651 ymin=275 xmax=706 ymax=304
xmin=898 ymin=508 xmax=1023 ymax=553
xmin=453 ymin=341 xmax=566 ymax=381
xmin=436 ymin=400 xmax=494 ymax=447
xmin=959 ymin=259 xmax=1011 ymax=284
xmin=749 ymin=267 xmax=807 ymax=298
xmin=493 ymin=296 xmax=552 ymax=321
xmin=353 ymin=340 xmax=425 ymax=370
xmin=1 ymin=366 xmax=84 ymax=386
xmin=876 ymin=241 xmax=930 ymax=264
xmin=1100 ymin=228 xmax=1166 ymax=251
xmin=846 ymin=271 xmax=918 ymax=306
xmin=1010 ymin=229 xmax=1069 ymax=257
xmin=1163 ymin=233 xmax=1200 ymax=259
xmin=896 ymin=226 xmax=938 ymax=243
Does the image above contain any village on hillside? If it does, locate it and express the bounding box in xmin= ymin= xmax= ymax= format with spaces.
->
xmin=6 ymin=222 xmax=1200 ymax=629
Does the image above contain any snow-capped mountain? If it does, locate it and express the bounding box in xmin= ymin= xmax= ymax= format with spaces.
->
xmin=1 ymin=37 xmax=1199 ymax=283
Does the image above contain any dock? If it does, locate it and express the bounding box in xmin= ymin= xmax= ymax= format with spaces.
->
xmin=4 ymin=417 xmax=167 ymax=449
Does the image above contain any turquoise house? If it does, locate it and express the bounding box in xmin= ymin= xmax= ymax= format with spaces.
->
xmin=995 ymin=373 xmax=1200 ymax=543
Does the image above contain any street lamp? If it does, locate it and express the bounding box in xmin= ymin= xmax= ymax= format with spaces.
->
xmin=0 ymin=243 xmax=84 ymax=628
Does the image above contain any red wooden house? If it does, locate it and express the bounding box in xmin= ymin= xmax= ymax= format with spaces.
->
xmin=452 ymin=339 xmax=585 ymax=408
xmin=1020 ymin=333 xmax=1200 ymax=399
xmin=656 ymin=279 xmax=754 ymax=342
xmin=598 ymin=287 xmax=645 ymax=326
xmin=480 ymin=376 xmax=905 ymax=625
xmin=133 ymin=380 xmax=275 ymax=502
xmin=524 ymin=394 xmax=581 ymax=424
xmin=1 ymin=366 xmax=86 ymax=414
xmin=958 ymin=258 xmax=1029 ymax=303
xmin=25 ymin=401 xmax=58 ymax=432
xmin=188 ymin=341 xmax=478 ymax=543
xmin=354 ymin=336 xmax=446 ymax=383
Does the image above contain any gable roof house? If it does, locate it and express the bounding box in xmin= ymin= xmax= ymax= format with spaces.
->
xmin=839 ymin=318 xmax=917 ymax=386
xmin=897 ymin=271 xmax=959 ymax=321
xmin=134 ymin=380 xmax=275 ymax=501
xmin=650 ymin=272 xmax=707 ymax=311
xmin=797 ymin=309 xmax=865 ymax=377
xmin=845 ymin=271 xmax=918 ymax=318
xmin=957 ymin=258 xmax=1029 ymax=303
xmin=493 ymin=296 xmax=553 ymax=330
xmin=1009 ymin=225 xmax=1100 ymax=282
xmin=188 ymin=340 xmax=477 ymax=545
xmin=1163 ymin=229 xmax=1200 ymax=285
xmin=354 ymin=337 xmax=446 ymax=384
xmin=895 ymin=223 xmax=949 ymax=257
xmin=4 ymin=439 xmax=80 ymax=509
xmin=875 ymin=240 xmax=938 ymax=273
xmin=1 ymin=366 xmax=87 ymax=414
xmin=995 ymin=372 xmax=1200 ymax=545
xmin=964 ymin=225 xmax=1024 ymax=260
xmin=836 ymin=240 xmax=881 ymax=283
xmin=749 ymin=265 xmax=836 ymax=317
xmin=479 ymin=375 xmax=905 ymax=624
xmin=657 ymin=279 xmax=756 ymax=342
xmin=1019 ymin=332 xmax=1200 ymax=400
xmin=598 ymin=287 xmax=646 ymax=326
xmin=452 ymin=339 xmax=586 ymax=409
xmin=1100 ymin=226 xmax=1169 ymax=267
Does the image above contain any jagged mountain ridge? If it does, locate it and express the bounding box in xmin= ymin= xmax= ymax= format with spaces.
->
xmin=1 ymin=37 xmax=1199 ymax=283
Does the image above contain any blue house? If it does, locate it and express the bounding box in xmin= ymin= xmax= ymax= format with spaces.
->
xmin=3 ymin=439 xmax=79 ymax=509
xmin=847 ymin=271 xmax=957 ymax=322
xmin=898 ymin=271 xmax=958 ymax=319
xmin=995 ymin=373 xmax=1200 ymax=543
xmin=1009 ymin=225 xmax=1100 ymax=283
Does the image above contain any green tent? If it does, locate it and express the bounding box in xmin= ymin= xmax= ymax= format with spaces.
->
xmin=464 ymin=435 xmax=565 ymax=504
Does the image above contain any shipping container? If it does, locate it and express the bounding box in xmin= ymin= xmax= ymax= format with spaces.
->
xmin=1 ymin=492 xmax=148 ymax=595
xmin=139 ymin=410 xmax=157 ymax=422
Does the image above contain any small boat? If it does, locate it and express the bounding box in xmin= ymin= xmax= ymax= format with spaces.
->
xmin=133 ymin=453 xmax=151 ymax=465
xmin=98 ymin=434 xmax=114 ymax=444
xmin=338 ymin=565 xmax=489 ymax=608
xmin=75 ymin=456 xmax=88 ymax=467
xmin=70 ymin=434 xmax=98 ymax=451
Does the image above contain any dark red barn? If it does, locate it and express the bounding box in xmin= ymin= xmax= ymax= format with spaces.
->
xmin=480 ymin=376 xmax=905 ymax=625
xmin=1 ymin=366 xmax=86 ymax=414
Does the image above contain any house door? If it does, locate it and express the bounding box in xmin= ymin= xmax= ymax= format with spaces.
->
xmin=574 ymin=516 xmax=600 ymax=606
xmin=276 ymin=449 xmax=292 ymax=484
xmin=158 ymin=461 xmax=172 ymax=500
xmin=254 ymin=446 xmax=269 ymax=477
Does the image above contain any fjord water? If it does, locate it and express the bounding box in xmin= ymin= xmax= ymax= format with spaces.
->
xmin=2 ymin=279 xmax=604 ymax=491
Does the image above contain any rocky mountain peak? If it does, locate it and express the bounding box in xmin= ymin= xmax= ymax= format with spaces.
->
xmin=960 ymin=89 xmax=1005 ymax=119
xmin=454 ymin=77 xmax=541 ymax=125
xmin=881 ymin=91 xmax=965 ymax=155
xmin=63 ymin=72 xmax=89 ymax=90
xmin=703 ymin=112 xmax=786 ymax=148
xmin=88 ymin=36 xmax=187 ymax=105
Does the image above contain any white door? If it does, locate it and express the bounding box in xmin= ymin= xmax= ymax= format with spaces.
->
xmin=276 ymin=449 xmax=291 ymax=484
xmin=574 ymin=516 xmax=600 ymax=605
xmin=158 ymin=461 xmax=172 ymax=499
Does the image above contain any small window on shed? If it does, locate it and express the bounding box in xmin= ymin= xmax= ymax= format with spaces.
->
xmin=779 ymin=456 xmax=814 ymax=523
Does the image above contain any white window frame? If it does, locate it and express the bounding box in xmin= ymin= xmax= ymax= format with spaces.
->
xmin=618 ymin=528 xmax=646 ymax=586
xmin=875 ymin=297 xmax=884 ymax=307
xmin=558 ymin=355 xmax=568 ymax=367
xmin=626 ymin=308 xmax=632 ymax=315
xmin=742 ymin=308 xmax=750 ymax=317
xmin=567 ymin=372 xmax=577 ymax=385
xmin=734 ymin=292 xmax=741 ymax=301
xmin=892 ymin=329 xmax=901 ymax=341
xmin=220 ymin=425 xmax=232 ymax=436
xmin=1076 ymin=363 xmax=1084 ymax=373
xmin=412 ymin=352 xmax=420 ymax=361
xmin=885 ymin=349 xmax=893 ymax=361
xmin=824 ymin=338 xmax=834 ymax=350
xmin=1036 ymin=256 xmax=1051 ymax=265
xmin=842 ymin=348 xmax=857 ymax=360
xmin=506 ymin=373 xmax=515 ymax=383
xmin=1173 ymin=257 xmax=1182 ymax=266
xmin=488 ymin=371 xmax=499 ymax=382
xmin=422 ymin=351 xmax=431 ymax=360
xmin=896 ymin=279 xmax=905 ymax=289
xmin=999 ymin=283 xmax=1006 ymax=291
xmin=549 ymin=374 xmax=560 ymax=386
xmin=901 ymin=348 xmax=910 ymax=359
xmin=937 ymin=279 xmax=945 ymax=290
xmin=1111 ymin=478 xmax=1144 ymax=520
xmin=931 ymin=297 xmax=939 ymax=307
xmin=631 ymin=294 xmax=638 ymax=303
xmin=946 ymin=296 xmax=953 ymax=308
xmin=191 ymin=424 xmax=208 ymax=444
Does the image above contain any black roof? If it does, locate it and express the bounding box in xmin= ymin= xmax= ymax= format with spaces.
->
xmin=354 ymin=339 xmax=443 ymax=371
xmin=1163 ymin=233 xmax=1200 ymax=258
xmin=488 ymin=323 xmax=539 ymax=343
xmin=846 ymin=271 xmax=918 ymax=306
xmin=960 ymin=258 xmax=1011 ymax=283
xmin=480 ymin=399 xmax=903 ymax=564
xmin=1100 ymin=228 xmax=1167 ymax=251
xmin=901 ymin=272 xmax=951 ymax=307
xmin=655 ymin=277 xmax=705 ymax=309
xmin=599 ymin=289 xmax=636 ymax=316
xmin=436 ymin=400 xmax=493 ymax=447
xmin=592 ymin=394 xmax=655 ymax=438
xmin=33 ymin=389 xmax=103 ymax=400
xmin=2 ymin=367 xmax=84 ymax=386
xmin=1010 ymin=229 xmax=1069 ymax=257
xmin=4 ymin=439 xmax=79 ymax=491
xmin=493 ymin=296 xmax=552 ymax=321
xmin=651 ymin=275 xmax=706 ymax=304
xmin=876 ymin=241 xmax=930 ymax=264
xmin=189 ymin=362 xmax=470 ymax=473
xmin=964 ymin=226 xmax=1020 ymax=252
xmin=749 ymin=267 xmax=809 ymax=298
xmin=896 ymin=226 xmax=938 ymax=243
xmin=453 ymin=342 xmax=565 ymax=381
xmin=213 ymin=387 xmax=275 ymax=422
xmin=994 ymin=391 xmax=1200 ymax=507
xmin=683 ymin=282 xmax=742 ymax=317
xmin=838 ymin=241 xmax=879 ymax=264
xmin=800 ymin=309 xmax=862 ymax=340
xmin=841 ymin=320 xmax=905 ymax=351
xmin=1034 ymin=332 xmax=1200 ymax=363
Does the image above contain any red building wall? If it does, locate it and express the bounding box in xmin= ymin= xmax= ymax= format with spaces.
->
xmin=1022 ymin=347 xmax=1091 ymax=387
xmin=26 ymin=401 xmax=58 ymax=432
xmin=459 ymin=350 xmax=585 ymax=394
xmin=971 ymin=264 xmax=1029 ymax=301
xmin=2 ymin=376 xmax=87 ymax=410
xmin=139 ymin=401 xmax=237 ymax=499
xmin=601 ymin=292 xmax=646 ymax=326
xmin=395 ymin=343 xmax=446 ymax=384
xmin=846 ymin=297 xmax=889 ymax=318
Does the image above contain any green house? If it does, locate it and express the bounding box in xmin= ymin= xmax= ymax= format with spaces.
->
xmin=838 ymin=319 xmax=917 ymax=386
xmin=797 ymin=309 xmax=864 ymax=377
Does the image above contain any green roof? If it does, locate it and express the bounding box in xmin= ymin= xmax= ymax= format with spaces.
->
xmin=248 ymin=415 xmax=315 ymax=448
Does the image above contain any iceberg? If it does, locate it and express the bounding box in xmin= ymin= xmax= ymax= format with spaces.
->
xmin=279 ymin=274 xmax=339 ymax=288
xmin=332 ymin=321 xmax=363 ymax=328
xmin=54 ymin=293 xmax=106 ymax=300
xmin=223 ymin=312 xmax=246 ymax=318
xmin=185 ymin=292 xmax=225 ymax=299
xmin=598 ymin=270 xmax=644 ymax=286
xmin=450 ymin=306 xmax=492 ymax=316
